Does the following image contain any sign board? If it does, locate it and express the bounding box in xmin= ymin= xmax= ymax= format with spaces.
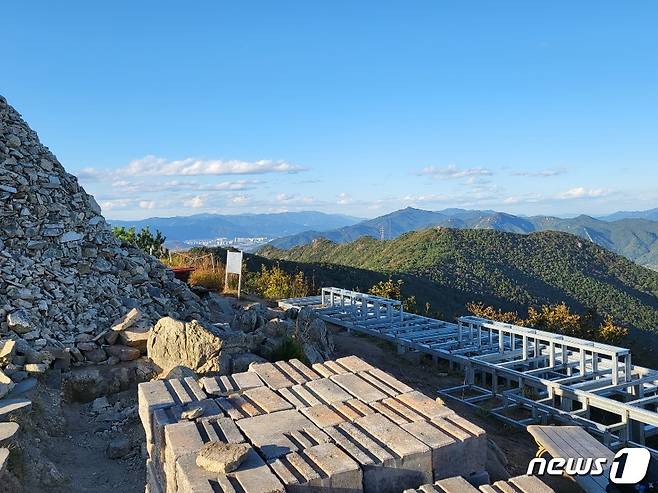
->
xmin=225 ymin=250 xmax=243 ymax=298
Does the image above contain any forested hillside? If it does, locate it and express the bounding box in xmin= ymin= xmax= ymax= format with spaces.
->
xmin=260 ymin=228 xmax=658 ymax=333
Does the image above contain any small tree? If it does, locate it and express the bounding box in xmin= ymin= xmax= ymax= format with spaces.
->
xmin=113 ymin=226 xmax=166 ymax=256
xmin=467 ymin=302 xmax=523 ymax=325
xmin=526 ymin=303 xmax=584 ymax=338
xmin=369 ymin=278 xmax=418 ymax=313
xmin=248 ymin=265 xmax=309 ymax=300
xmin=597 ymin=315 xmax=628 ymax=345
xmin=369 ymin=278 xmax=403 ymax=300
xmin=466 ymin=301 xmax=628 ymax=346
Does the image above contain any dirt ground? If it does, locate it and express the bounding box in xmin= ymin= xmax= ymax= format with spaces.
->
xmin=47 ymin=390 xmax=146 ymax=493
xmin=1 ymin=380 xmax=146 ymax=493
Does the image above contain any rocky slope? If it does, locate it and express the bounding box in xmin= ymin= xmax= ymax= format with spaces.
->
xmin=0 ymin=95 xmax=217 ymax=365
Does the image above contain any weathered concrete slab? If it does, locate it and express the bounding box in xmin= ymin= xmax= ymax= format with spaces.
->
xmin=324 ymin=414 xmax=431 ymax=493
xmin=273 ymin=361 xmax=308 ymax=385
xmin=176 ymin=447 xmax=285 ymax=493
xmin=417 ymin=414 xmax=487 ymax=479
xmin=354 ymin=413 xmax=433 ymax=492
xmin=332 ymin=398 xmax=376 ymax=422
xmin=478 ymin=474 xmax=555 ymax=493
xmin=288 ymin=358 xmax=321 ymax=381
xmin=335 ymin=355 xmax=375 ymax=373
xmin=323 ymin=421 xmax=394 ymax=469
xmin=370 ymin=396 xmax=426 ymax=425
xmin=164 ymin=416 xmax=245 ymax=493
xmin=359 ymin=368 xmax=414 ymax=396
xmin=236 ymin=409 xmax=329 ymax=460
xmin=152 ymin=398 xmax=221 ymax=481
xmin=138 ymin=378 xmax=208 ymax=448
xmin=312 ymin=360 xmax=352 ymax=378
xmin=216 ymin=386 xmax=293 ymax=420
xmin=301 ymin=404 xmax=346 ymax=428
xmin=435 ymin=476 xmax=481 ymax=492
xmin=402 ymin=417 xmax=485 ymax=480
xmin=198 ymin=371 xmax=263 ymax=396
xmin=299 ymin=399 xmax=380 ymax=428
xmin=278 ymin=384 xmax=323 ymax=409
xmin=268 ymin=442 xmax=363 ymax=493
xmin=248 ymin=362 xmax=296 ymax=390
xmin=146 ymin=458 xmax=165 ymax=493
xmin=393 ymin=391 xmax=455 ymax=421
xmin=331 ymin=373 xmax=388 ymax=403
xmin=404 ymin=473 xmax=554 ymax=493
xmin=303 ymin=378 xmax=353 ymax=405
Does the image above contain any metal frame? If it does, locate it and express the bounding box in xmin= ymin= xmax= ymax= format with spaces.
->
xmin=279 ymin=287 xmax=658 ymax=448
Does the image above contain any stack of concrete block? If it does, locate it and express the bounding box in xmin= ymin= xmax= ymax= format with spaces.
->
xmin=139 ymin=356 xmax=489 ymax=493
xmin=403 ymin=474 xmax=555 ymax=492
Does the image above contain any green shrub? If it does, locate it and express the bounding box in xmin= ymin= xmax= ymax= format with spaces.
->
xmin=247 ymin=265 xmax=309 ymax=300
xmin=269 ymin=336 xmax=306 ymax=363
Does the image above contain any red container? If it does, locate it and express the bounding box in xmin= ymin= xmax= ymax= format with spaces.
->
xmin=171 ymin=266 xmax=195 ymax=283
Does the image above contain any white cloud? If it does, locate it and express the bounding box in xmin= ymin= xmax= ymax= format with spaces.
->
xmin=184 ymin=195 xmax=205 ymax=208
xmin=557 ymin=187 xmax=611 ymax=199
xmin=512 ymin=168 xmax=567 ymax=177
xmin=336 ymin=192 xmax=352 ymax=205
xmin=139 ymin=200 xmax=156 ymax=209
xmin=417 ymin=164 xmax=492 ymax=179
xmin=402 ymin=193 xmax=449 ymax=203
xmin=124 ymin=155 xmax=306 ymax=177
xmin=100 ymin=199 xmax=133 ymax=211
xmin=230 ymin=194 xmax=250 ymax=205
xmin=76 ymin=167 xmax=106 ymax=182
xmin=502 ymin=193 xmax=543 ymax=204
xmin=161 ymin=179 xmax=261 ymax=192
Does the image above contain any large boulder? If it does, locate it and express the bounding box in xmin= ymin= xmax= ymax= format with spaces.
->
xmin=147 ymin=317 xmax=260 ymax=374
xmin=148 ymin=317 xmax=224 ymax=374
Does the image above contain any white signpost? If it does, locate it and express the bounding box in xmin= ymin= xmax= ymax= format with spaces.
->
xmin=224 ymin=250 xmax=243 ymax=299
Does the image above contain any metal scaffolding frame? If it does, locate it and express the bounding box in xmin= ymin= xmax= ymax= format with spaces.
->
xmin=279 ymin=287 xmax=658 ymax=449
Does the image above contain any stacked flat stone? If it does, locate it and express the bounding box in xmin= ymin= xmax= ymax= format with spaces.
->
xmin=0 ymin=95 xmax=214 ymax=360
xmin=139 ymin=356 xmax=489 ymax=493
xmin=404 ymin=474 xmax=555 ymax=492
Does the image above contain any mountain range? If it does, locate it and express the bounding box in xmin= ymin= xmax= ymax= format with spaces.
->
xmin=266 ymin=207 xmax=658 ymax=271
xmin=598 ymin=207 xmax=658 ymax=222
xmin=108 ymin=211 xmax=362 ymax=243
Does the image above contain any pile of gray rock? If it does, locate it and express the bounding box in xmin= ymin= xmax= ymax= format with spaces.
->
xmin=0 ymin=95 xmax=333 ymax=388
xmin=0 ymin=95 xmax=215 ymax=352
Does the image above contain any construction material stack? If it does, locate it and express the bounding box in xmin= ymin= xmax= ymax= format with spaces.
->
xmin=139 ymin=356 xmax=489 ymax=493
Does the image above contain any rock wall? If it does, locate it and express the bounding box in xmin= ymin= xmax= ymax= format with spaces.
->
xmin=0 ymin=95 xmax=212 ymax=362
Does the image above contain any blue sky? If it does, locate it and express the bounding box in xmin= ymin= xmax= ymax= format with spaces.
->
xmin=3 ymin=1 xmax=658 ymax=219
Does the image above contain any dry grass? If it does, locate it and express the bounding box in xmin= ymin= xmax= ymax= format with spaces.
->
xmin=163 ymin=252 xmax=227 ymax=292
xmin=189 ymin=268 xmax=225 ymax=291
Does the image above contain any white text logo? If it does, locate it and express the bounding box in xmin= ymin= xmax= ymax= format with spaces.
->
xmin=527 ymin=447 xmax=650 ymax=485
